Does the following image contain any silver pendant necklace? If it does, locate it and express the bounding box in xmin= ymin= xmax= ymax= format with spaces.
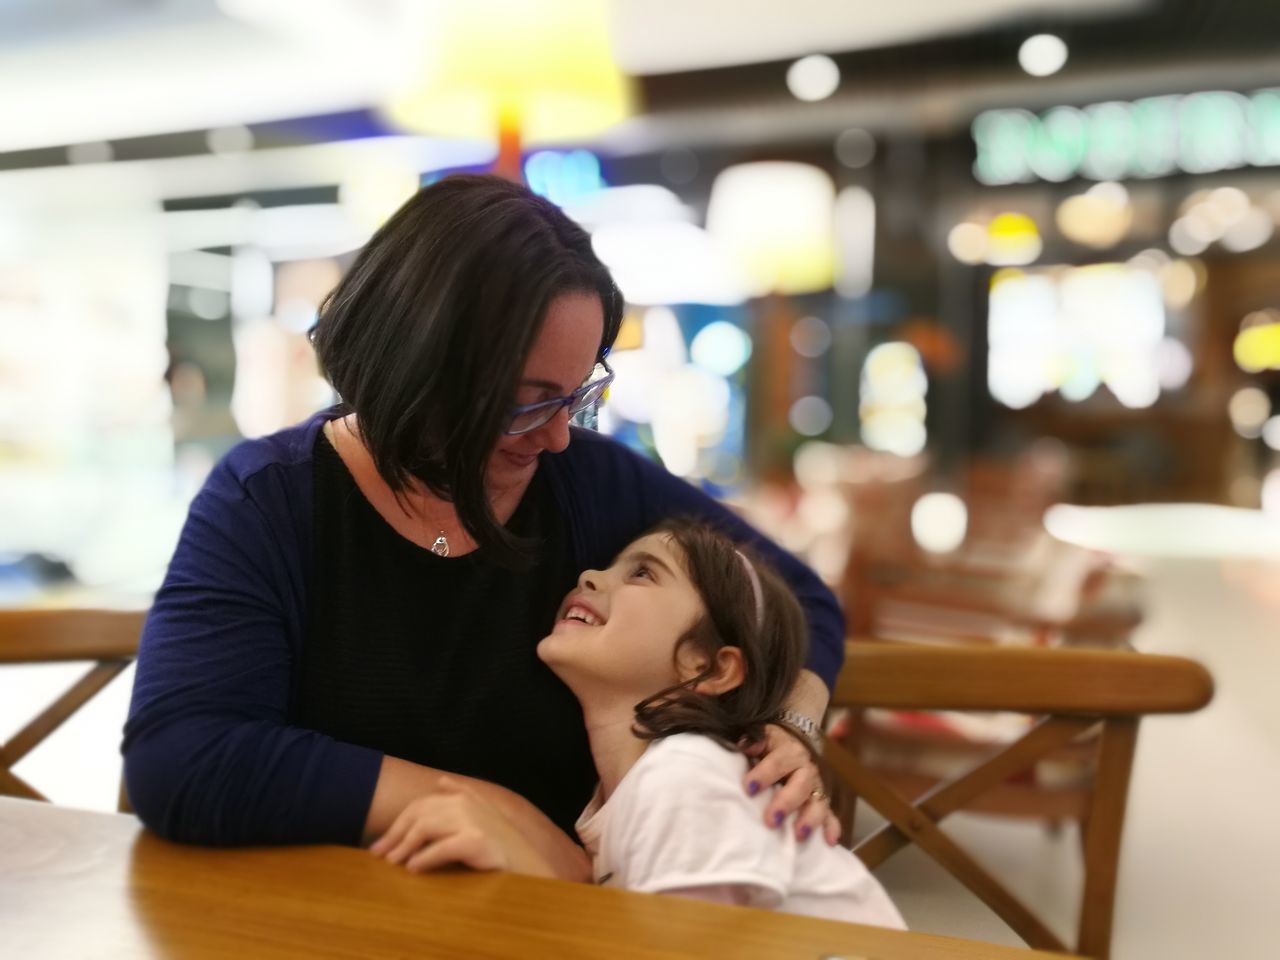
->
xmin=429 ymin=530 xmax=450 ymax=558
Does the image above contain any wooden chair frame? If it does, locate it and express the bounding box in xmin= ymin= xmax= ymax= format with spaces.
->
xmin=0 ymin=608 xmax=144 ymax=804
xmin=826 ymin=641 xmax=1213 ymax=960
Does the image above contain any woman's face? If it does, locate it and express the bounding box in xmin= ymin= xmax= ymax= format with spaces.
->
xmin=486 ymin=290 xmax=604 ymax=491
xmin=537 ymin=533 xmax=708 ymax=701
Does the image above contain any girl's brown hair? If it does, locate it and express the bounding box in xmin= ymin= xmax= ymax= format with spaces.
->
xmin=631 ymin=518 xmax=808 ymax=747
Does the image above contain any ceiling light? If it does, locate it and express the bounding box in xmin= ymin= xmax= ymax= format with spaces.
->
xmin=1018 ymin=34 xmax=1068 ymax=78
xmin=786 ymin=55 xmax=840 ymax=102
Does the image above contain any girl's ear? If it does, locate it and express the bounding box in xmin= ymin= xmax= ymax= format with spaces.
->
xmin=687 ymin=646 xmax=745 ymax=696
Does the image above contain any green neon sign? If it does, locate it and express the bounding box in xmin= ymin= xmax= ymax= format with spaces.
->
xmin=973 ymin=89 xmax=1280 ymax=184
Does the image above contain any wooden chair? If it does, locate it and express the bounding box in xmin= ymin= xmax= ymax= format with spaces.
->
xmin=0 ymin=608 xmax=144 ymax=808
xmin=825 ymin=641 xmax=1213 ymax=960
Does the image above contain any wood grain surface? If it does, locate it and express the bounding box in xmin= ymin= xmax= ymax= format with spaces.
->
xmin=0 ymin=798 xmax=1078 ymax=959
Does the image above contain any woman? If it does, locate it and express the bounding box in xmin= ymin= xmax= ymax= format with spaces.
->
xmin=122 ymin=175 xmax=845 ymax=879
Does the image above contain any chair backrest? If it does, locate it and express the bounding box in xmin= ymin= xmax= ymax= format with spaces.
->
xmin=825 ymin=641 xmax=1213 ymax=960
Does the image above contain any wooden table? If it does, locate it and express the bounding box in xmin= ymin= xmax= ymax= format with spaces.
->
xmin=0 ymin=799 xmax=1076 ymax=960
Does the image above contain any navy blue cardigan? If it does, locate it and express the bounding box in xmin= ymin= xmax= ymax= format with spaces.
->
xmin=122 ymin=411 xmax=845 ymax=846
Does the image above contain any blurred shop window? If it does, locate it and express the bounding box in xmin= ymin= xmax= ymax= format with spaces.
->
xmin=986 ymin=262 xmax=1178 ymax=411
xmin=0 ymin=229 xmax=179 ymax=598
xmin=230 ymin=257 xmax=338 ymax=440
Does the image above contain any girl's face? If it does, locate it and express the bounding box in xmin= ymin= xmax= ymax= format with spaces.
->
xmin=537 ymin=533 xmax=708 ymax=700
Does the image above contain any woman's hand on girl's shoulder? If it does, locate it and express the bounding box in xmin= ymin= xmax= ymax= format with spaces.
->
xmin=741 ymin=726 xmax=841 ymax=846
xmin=369 ymin=776 xmax=553 ymax=877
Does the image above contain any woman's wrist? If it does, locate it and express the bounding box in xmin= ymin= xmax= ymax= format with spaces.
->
xmin=774 ymin=709 xmax=824 ymax=755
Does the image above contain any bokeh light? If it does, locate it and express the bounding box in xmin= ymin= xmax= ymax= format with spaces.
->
xmin=1056 ymin=181 xmax=1132 ymax=248
xmin=1228 ymin=386 xmax=1271 ymax=438
xmin=786 ymin=54 xmax=840 ymax=102
xmin=790 ymin=315 xmax=832 ymax=358
xmin=860 ymin=342 xmax=928 ymax=456
xmin=834 ymin=128 xmax=875 ymax=168
xmin=1018 ymin=34 xmax=1068 ymax=77
xmin=985 ymin=212 xmax=1042 ymax=266
xmin=1262 ymin=416 xmax=1280 ymax=452
xmin=1263 ymin=469 xmax=1280 ymax=519
xmin=1233 ymin=310 xmax=1280 ymax=372
xmin=947 ymin=221 xmax=987 ymax=264
xmin=911 ymin=492 xmax=969 ymax=553
xmin=793 ymin=441 xmax=843 ymax=489
xmin=690 ymin=320 xmax=752 ymax=377
xmin=789 ymin=395 xmax=834 ymax=436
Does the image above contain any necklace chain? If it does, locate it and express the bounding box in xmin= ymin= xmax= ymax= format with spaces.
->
xmin=332 ymin=418 xmax=455 ymax=558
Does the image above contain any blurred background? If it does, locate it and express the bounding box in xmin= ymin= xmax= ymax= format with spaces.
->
xmin=1 ymin=1 xmax=1278 ymax=957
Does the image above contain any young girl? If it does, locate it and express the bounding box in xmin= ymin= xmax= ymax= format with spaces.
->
xmin=371 ymin=518 xmax=904 ymax=929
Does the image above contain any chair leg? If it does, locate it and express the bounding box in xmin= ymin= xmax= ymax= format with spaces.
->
xmin=827 ymin=707 xmax=865 ymax=844
xmin=118 ymin=776 xmax=133 ymax=815
xmin=0 ymin=764 xmax=47 ymax=801
xmin=1077 ymin=717 xmax=1139 ymax=960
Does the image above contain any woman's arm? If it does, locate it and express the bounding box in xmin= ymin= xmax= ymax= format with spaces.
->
xmin=124 ymin=465 xmax=385 ymax=845
xmin=788 ymin=667 xmax=831 ymax=723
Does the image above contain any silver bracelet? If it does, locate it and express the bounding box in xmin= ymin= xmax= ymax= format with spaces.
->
xmin=776 ymin=709 xmax=823 ymax=753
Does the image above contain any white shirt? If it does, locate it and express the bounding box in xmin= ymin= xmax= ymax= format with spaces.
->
xmin=575 ymin=733 xmax=906 ymax=929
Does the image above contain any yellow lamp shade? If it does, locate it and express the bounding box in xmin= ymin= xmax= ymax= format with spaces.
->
xmin=383 ymin=0 xmax=632 ymax=145
xmin=706 ymin=162 xmax=836 ymax=296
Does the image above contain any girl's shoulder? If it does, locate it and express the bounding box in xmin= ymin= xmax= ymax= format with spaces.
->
xmin=633 ymin=733 xmax=752 ymax=787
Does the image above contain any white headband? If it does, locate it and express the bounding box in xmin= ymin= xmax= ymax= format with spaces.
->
xmin=736 ymin=550 xmax=764 ymax=628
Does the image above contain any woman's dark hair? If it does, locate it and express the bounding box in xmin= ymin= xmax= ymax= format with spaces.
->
xmin=311 ymin=174 xmax=623 ymax=568
xmin=632 ymin=518 xmax=808 ymax=748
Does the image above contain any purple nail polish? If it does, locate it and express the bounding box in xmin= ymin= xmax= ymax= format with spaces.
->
xmin=799 ymin=826 xmax=812 ymax=840
xmin=747 ymin=781 xmax=759 ymax=796
xmin=772 ymin=811 xmax=784 ymax=827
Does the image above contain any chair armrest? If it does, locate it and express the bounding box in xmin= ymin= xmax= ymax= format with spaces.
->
xmin=835 ymin=640 xmax=1213 ymax=717
xmin=0 ymin=609 xmax=145 ymax=663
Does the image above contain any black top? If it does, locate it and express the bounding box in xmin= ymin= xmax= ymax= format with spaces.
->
xmin=296 ymin=432 xmax=596 ymax=835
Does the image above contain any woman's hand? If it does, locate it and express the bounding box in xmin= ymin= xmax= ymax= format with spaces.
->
xmin=370 ymin=776 xmax=553 ymax=877
xmin=742 ymin=725 xmax=840 ymax=845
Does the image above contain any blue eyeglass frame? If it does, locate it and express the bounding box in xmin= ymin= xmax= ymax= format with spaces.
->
xmin=504 ymin=358 xmax=615 ymax=436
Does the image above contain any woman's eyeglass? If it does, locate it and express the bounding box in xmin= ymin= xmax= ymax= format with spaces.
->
xmin=505 ymin=360 xmax=615 ymax=436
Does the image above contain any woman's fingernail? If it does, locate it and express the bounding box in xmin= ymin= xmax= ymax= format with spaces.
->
xmin=799 ymin=826 xmax=812 ymax=840
xmin=772 ymin=811 xmax=784 ymax=827
xmin=747 ymin=781 xmax=759 ymax=796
